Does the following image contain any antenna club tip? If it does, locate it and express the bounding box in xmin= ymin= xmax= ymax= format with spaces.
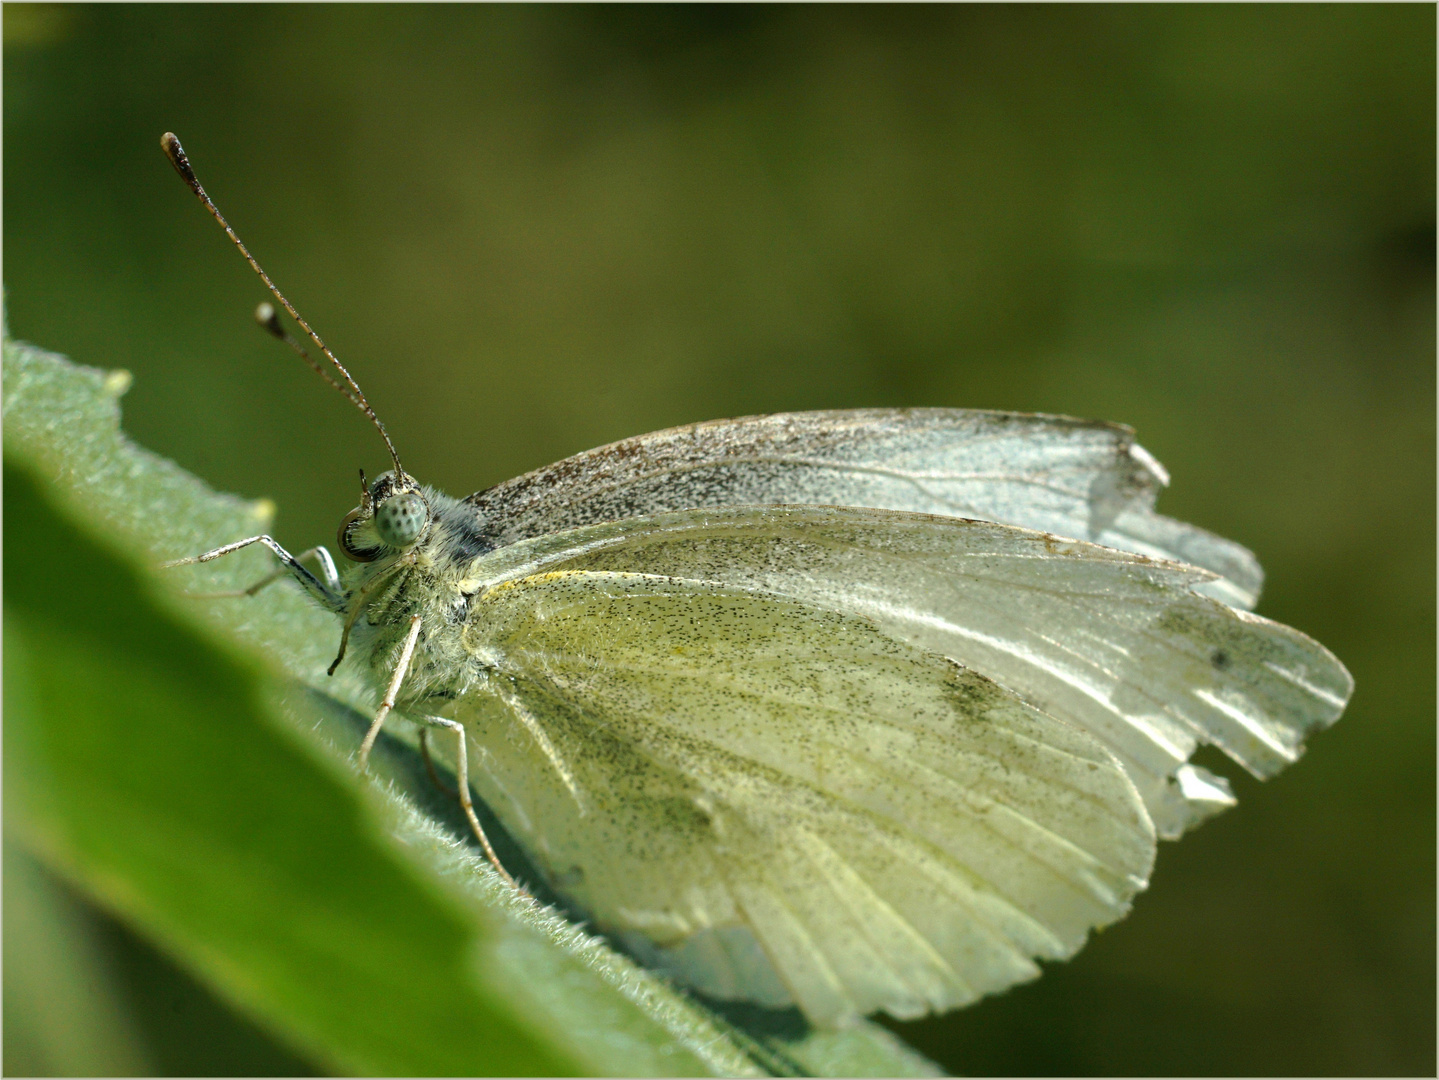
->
xmin=160 ymin=131 xmax=197 ymax=185
xmin=254 ymin=302 xmax=284 ymax=337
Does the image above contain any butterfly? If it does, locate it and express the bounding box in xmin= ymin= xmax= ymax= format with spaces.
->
xmin=161 ymin=132 xmax=1353 ymax=1028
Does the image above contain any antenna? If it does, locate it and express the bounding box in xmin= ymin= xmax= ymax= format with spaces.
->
xmin=160 ymin=132 xmax=407 ymax=480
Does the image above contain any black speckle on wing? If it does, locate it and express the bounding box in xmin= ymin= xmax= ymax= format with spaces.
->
xmin=447 ymin=408 xmax=1262 ymax=610
xmin=459 ymin=408 xmax=1124 ymax=550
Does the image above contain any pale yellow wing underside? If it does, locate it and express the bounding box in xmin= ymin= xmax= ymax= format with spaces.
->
xmin=461 ymin=506 xmax=1351 ymax=838
xmin=446 ymin=566 xmax=1154 ymax=1027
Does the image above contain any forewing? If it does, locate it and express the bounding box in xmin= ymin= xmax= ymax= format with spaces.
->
xmin=464 ymin=409 xmax=1263 ymax=608
xmin=450 ymin=570 xmax=1154 ymax=1027
xmin=469 ymin=506 xmax=1352 ymax=839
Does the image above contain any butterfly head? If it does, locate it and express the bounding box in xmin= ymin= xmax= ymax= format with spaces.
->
xmin=338 ymin=469 xmax=430 ymax=563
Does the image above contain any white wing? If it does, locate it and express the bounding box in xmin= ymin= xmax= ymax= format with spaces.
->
xmin=464 ymin=409 xmax=1264 ymax=609
xmin=447 ymin=568 xmax=1155 ymax=1027
xmin=464 ymin=506 xmax=1351 ymax=839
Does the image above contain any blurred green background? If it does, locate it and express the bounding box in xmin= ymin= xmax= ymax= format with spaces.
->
xmin=4 ymin=4 xmax=1433 ymax=1075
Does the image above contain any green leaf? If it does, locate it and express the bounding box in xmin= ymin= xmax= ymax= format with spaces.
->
xmin=2 ymin=336 xmax=940 ymax=1077
xmin=2 ymin=844 xmax=154 ymax=1076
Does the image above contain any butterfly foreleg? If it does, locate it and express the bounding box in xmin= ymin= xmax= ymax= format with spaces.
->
xmin=414 ymin=712 xmax=522 ymax=892
xmin=187 ymin=546 xmax=341 ymax=600
xmin=164 ymin=535 xmax=344 ymax=611
xmin=300 ymin=545 xmax=342 ymax=592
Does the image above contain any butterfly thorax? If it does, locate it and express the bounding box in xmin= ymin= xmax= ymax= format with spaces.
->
xmin=340 ymin=484 xmax=501 ymax=708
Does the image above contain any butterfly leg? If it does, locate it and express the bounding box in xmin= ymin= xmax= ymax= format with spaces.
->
xmin=358 ymin=613 xmax=423 ymax=769
xmin=355 ymin=615 xmax=521 ymax=892
xmin=164 ymin=535 xmax=344 ymax=611
xmin=181 ymin=546 xmax=342 ymax=600
xmin=415 ymin=714 xmax=522 ymax=893
xmin=418 ymin=730 xmax=458 ymax=797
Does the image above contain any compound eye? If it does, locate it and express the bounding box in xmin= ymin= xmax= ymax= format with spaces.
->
xmin=337 ymin=507 xmax=377 ymax=562
xmin=374 ymin=492 xmax=426 ymax=548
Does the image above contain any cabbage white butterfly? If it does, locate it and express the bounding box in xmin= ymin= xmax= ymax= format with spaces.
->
xmin=160 ymin=132 xmax=1352 ymax=1028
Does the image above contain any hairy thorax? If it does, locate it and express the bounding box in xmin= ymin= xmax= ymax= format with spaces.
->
xmin=346 ymin=487 xmax=499 ymax=710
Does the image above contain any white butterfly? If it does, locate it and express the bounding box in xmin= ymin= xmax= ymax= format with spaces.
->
xmin=162 ymin=133 xmax=1352 ymax=1029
